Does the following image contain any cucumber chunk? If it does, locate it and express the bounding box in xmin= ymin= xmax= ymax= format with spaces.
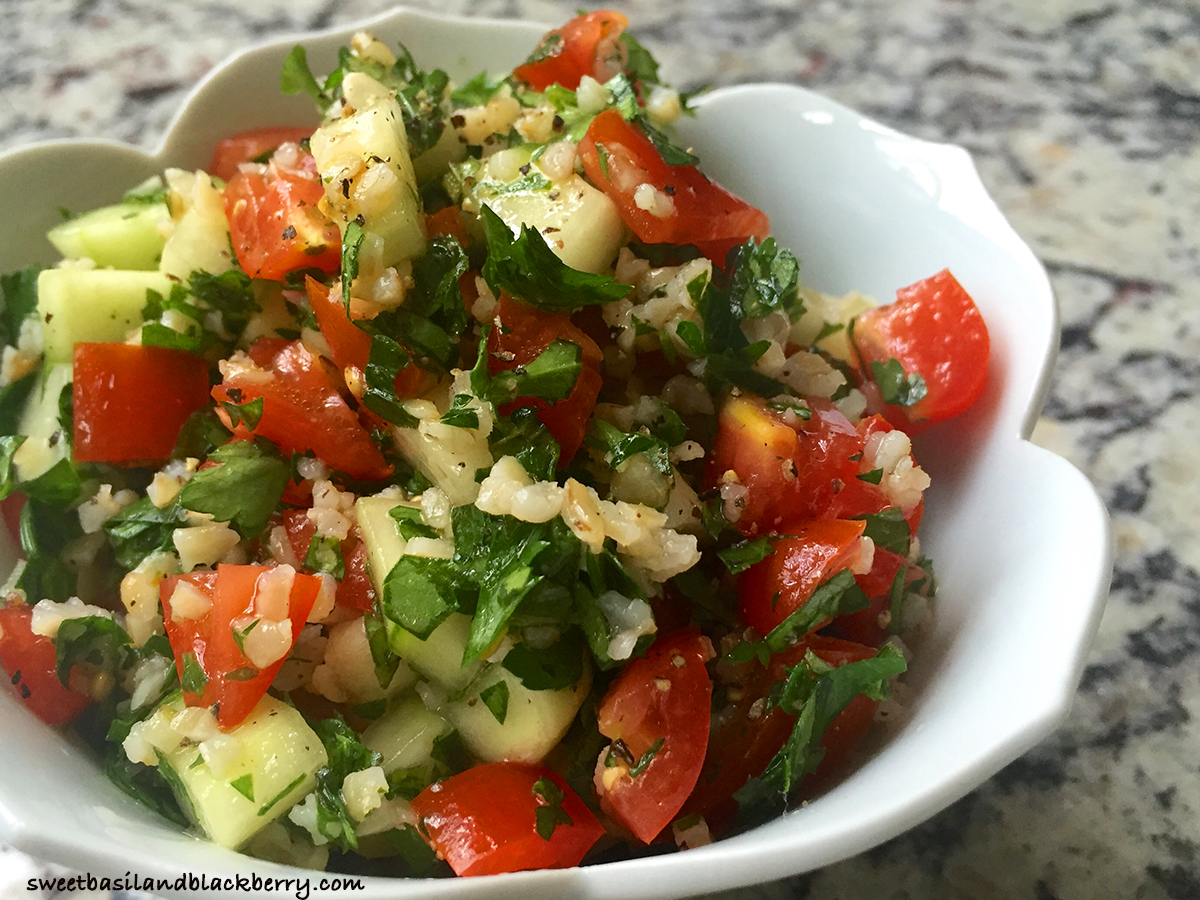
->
xmin=389 ymin=401 xmax=493 ymax=508
xmin=362 ymin=692 xmax=451 ymax=777
xmin=37 ymin=268 xmax=171 ymax=363
xmin=445 ymin=647 xmax=592 ymax=764
xmin=386 ymin=613 xmax=482 ymax=693
xmin=356 ymin=496 xmax=483 ymax=692
xmin=411 ymin=125 xmax=467 ymax=184
xmin=11 ymin=363 xmax=72 ymax=483
xmin=470 ymin=148 xmax=627 ymax=274
xmin=47 ymin=201 xmax=169 ymax=271
xmin=159 ymin=169 xmax=235 ymax=281
xmin=311 ymin=93 xmax=426 ymax=267
xmin=355 ymin=495 xmax=411 ymax=598
xmin=148 ymin=694 xmax=327 ymax=850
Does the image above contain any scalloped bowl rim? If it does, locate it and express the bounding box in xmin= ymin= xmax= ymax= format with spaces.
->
xmin=0 ymin=7 xmax=1112 ymax=900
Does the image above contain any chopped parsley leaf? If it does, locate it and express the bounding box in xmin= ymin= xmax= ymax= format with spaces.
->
xmin=532 ymin=776 xmax=573 ymax=840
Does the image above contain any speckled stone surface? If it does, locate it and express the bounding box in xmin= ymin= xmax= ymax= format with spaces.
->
xmin=0 ymin=0 xmax=1195 ymax=898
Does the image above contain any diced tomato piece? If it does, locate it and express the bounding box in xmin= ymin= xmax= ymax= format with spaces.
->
xmin=0 ymin=602 xmax=92 ymax=725
xmin=833 ymin=548 xmax=936 ymax=647
xmin=412 ymin=762 xmax=604 ymax=876
xmin=425 ymin=206 xmax=470 ymax=246
xmin=512 ymin=10 xmax=629 ymax=91
xmin=853 ymin=269 xmax=990 ymax=433
xmin=682 ymin=635 xmax=879 ymax=832
xmin=213 ymin=338 xmax=392 ymax=481
xmin=2 ymin=494 xmax=26 ymax=546
xmin=224 ymin=151 xmax=341 ymax=281
xmin=305 ymin=276 xmax=371 ymax=376
xmin=280 ymin=508 xmax=316 ymax=562
xmin=336 ymin=535 xmax=376 ymax=612
xmin=829 ymin=547 xmax=907 ymax=647
xmin=208 ymin=126 xmax=315 ymax=182
xmin=737 ymin=519 xmax=867 ymax=636
xmin=280 ymin=510 xmax=375 ymax=613
xmin=578 ymin=109 xmax=770 ymax=259
xmin=281 ymin=476 xmax=314 ymax=506
xmin=594 ymin=628 xmax=714 ymax=843
xmin=705 ymin=394 xmax=863 ymax=536
xmin=392 ymin=362 xmax=436 ymax=400
xmin=299 ymin=283 xmax=434 ymax=407
xmin=487 ymin=294 xmax=603 ymax=463
xmin=159 ymin=564 xmax=322 ymax=729
xmin=72 ymin=343 xmax=211 ymax=465
xmin=816 ymin=415 xmax=922 ymax=531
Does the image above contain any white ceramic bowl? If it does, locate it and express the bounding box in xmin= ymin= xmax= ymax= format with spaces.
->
xmin=0 ymin=8 xmax=1112 ymax=899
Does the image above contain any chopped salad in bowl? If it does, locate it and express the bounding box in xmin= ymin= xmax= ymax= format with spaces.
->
xmin=0 ymin=9 xmax=994 ymax=881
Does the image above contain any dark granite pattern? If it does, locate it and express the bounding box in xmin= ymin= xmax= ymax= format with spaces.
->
xmin=1 ymin=1 xmax=1195 ymax=898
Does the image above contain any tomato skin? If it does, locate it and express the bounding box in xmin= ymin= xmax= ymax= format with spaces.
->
xmin=280 ymin=510 xmax=375 ymax=613
xmin=706 ymin=394 xmax=863 ymax=536
xmin=2 ymin=493 xmax=26 ymax=545
xmin=820 ymin=416 xmax=923 ymax=536
xmin=224 ymin=153 xmax=341 ymax=281
xmin=305 ymin=276 xmax=371 ymax=377
xmin=853 ymin=269 xmax=989 ymax=433
xmin=512 ymin=11 xmax=629 ymax=91
xmin=213 ymin=338 xmax=392 ymax=481
xmin=208 ymin=126 xmax=315 ymax=182
xmin=304 ymin=278 xmax=435 ymax=407
xmin=424 ymin=206 xmax=470 ymax=246
xmin=159 ymin=564 xmax=321 ymax=729
xmin=0 ymin=602 xmax=92 ymax=725
xmin=595 ymin=628 xmax=714 ymax=844
xmin=737 ymin=519 xmax=867 ymax=636
xmin=487 ymin=295 xmax=603 ymax=463
xmin=683 ymin=635 xmax=879 ymax=832
xmin=336 ymin=536 xmax=376 ymax=612
xmin=73 ymin=343 xmax=211 ymax=465
xmin=412 ymin=762 xmax=604 ymax=876
xmin=578 ymin=109 xmax=770 ymax=259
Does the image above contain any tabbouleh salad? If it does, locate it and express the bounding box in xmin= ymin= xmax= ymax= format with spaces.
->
xmin=0 ymin=10 xmax=989 ymax=878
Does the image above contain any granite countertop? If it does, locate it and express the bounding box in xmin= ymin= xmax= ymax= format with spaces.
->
xmin=0 ymin=0 xmax=1194 ymax=897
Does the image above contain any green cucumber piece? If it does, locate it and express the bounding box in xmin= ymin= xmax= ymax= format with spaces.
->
xmin=152 ymin=694 xmax=327 ymax=849
xmin=158 ymin=170 xmax=234 ymax=281
xmin=385 ymin=613 xmax=482 ymax=693
xmin=356 ymin=496 xmax=483 ymax=691
xmin=355 ymin=495 xmax=410 ymax=597
xmin=362 ymin=692 xmax=451 ymax=777
xmin=47 ymin=202 xmax=169 ymax=270
xmin=37 ymin=268 xmax=171 ymax=363
xmin=11 ymin=363 xmax=72 ymax=482
xmin=473 ymin=147 xmax=626 ymax=274
xmin=445 ymin=648 xmax=592 ymax=764
xmin=311 ymin=95 xmax=426 ymax=267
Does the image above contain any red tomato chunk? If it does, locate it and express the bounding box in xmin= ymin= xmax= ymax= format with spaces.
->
xmin=213 ymin=338 xmax=392 ymax=482
xmin=208 ymin=126 xmax=315 ymax=183
xmin=578 ymin=109 xmax=770 ymax=260
xmin=683 ymin=635 xmax=881 ymax=832
xmin=73 ymin=343 xmax=211 ymax=465
xmin=737 ymin=520 xmax=868 ymax=636
xmin=706 ymin=394 xmax=863 ymax=536
xmin=224 ymin=148 xmax=341 ymax=281
xmin=513 ymin=10 xmax=630 ymax=91
xmin=853 ymin=268 xmax=990 ymax=433
xmin=0 ymin=602 xmax=91 ymax=726
xmin=594 ymin=628 xmax=715 ymax=843
xmin=487 ymin=294 xmax=604 ymax=464
xmin=280 ymin=509 xmax=375 ymax=613
xmin=412 ymin=762 xmax=604 ymax=876
xmin=159 ymin=564 xmax=322 ymax=729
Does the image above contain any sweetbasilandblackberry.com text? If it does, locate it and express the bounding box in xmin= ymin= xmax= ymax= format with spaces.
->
xmin=27 ymin=871 xmax=365 ymax=898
